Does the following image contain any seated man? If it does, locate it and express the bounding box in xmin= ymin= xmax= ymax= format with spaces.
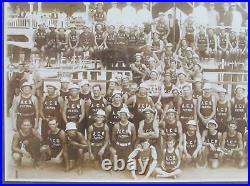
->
xmin=12 ymin=119 xmax=42 ymax=168
xmin=201 ymin=119 xmax=222 ymax=169
xmin=40 ymin=117 xmax=69 ymax=171
xmin=154 ymin=137 xmax=181 ymax=178
xmin=65 ymin=122 xmax=89 ymax=174
xmin=87 ymin=109 xmax=111 ymax=168
xmin=221 ymin=120 xmax=245 ymax=168
xmin=128 ymin=139 xmax=157 ymax=179
xmin=183 ymin=120 xmax=202 ymax=167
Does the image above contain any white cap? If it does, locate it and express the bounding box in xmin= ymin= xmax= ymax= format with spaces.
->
xmin=186 ymin=47 xmax=192 ymax=51
xmin=166 ymin=43 xmax=173 ymax=47
xmin=139 ymin=83 xmax=148 ymax=89
xmin=61 ymin=77 xmax=70 ymax=83
xmin=206 ymin=119 xmax=218 ymax=129
xmin=142 ymin=107 xmax=155 ymax=114
xmin=166 ymin=109 xmax=176 ymax=114
xmin=217 ymin=86 xmax=227 ymax=93
xmin=70 ymin=24 xmax=76 ymax=28
xmin=235 ymin=85 xmax=245 ymax=92
xmin=171 ymin=86 xmax=180 ymax=94
xmin=186 ymin=120 xmax=197 ymax=126
xmin=49 ymin=24 xmax=56 ymax=28
xmin=69 ymin=83 xmax=80 ymax=90
xmin=96 ymin=109 xmax=106 ymax=117
xmin=46 ymin=84 xmax=57 ymax=90
xmin=203 ymin=83 xmax=212 ymax=90
xmin=79 ymin=79 xmax=90 ymax=86
xmin=21 ymin=82 xmax=32 ymax=88
xmin=117 ymin=107 xmax=130 ymax=117
xmin=65 ymin=122 xmax=77 ymax=131
xmin=112 ymin=90 xmax=122 ymax=97
xmin=177 ymin=70 xmax=187 ymax=77
xmin=150 ymin=69 xmax=159 ymax=75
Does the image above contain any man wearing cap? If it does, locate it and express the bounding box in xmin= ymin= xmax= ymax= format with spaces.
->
xmin=66 ymin=24 xmax=81 ymax=63
xmin=31 ymin=23 xmax=46 ymax=62
xmin=12 ymin=82 xmax=39 ymax=131
xmin=128 ymin=139 xmax=157 ymax=179
xmin=183 ymin=120 xmax=202 ymax=167
xmin=115 ymin=25 xmax=128 ymax=67
xmin=59 ymin=77 xmax=70 ymax=101
xmin=177 ymin=84 xmax=197 ymax=133
xmin=176 ymin=70 xmax=192 ymax=95
xmin=63 ymin=84 xmax=85 ymax=131
xmin=91 ymin=2 xmax=106 ymax=24
xmin=57 ymin=27 xmax=68 ymax=62
xmin=153 ymin=12 xmax=169 ymax=40
xmin=105 ymin=78 xmax=120 ymax=104
xmin=40 ymin=84 xmax=64 ymax=139
xmin=79 ymin=80 xmax=91 ymax=103
xmin=105 ymin=90 xmax=126 ymax=135
xmin=103 ymin=24 xmax=118 ymax=68
xmin=130 ymin=53 xmax=147 ymax=85
xmin=65 ymin=122 xmax=89 ymax=174
xmin=136 ymin=26 xmax=148 ymax=49
xmin=87 ymin=109 xmax=111 ymax=167
xmin=207 ymin=28 xmax=218 ymax=59
xmin=12 ymin=119 xmax=42 ymax=168
xmin=238 ymin=29 xmax=247 ymax=63
xmin=144 ymin=69 xmax=164 ymax=104
xmin=228 ymin=31 xmax=239 ymax=67
xmin=221 ymin=120 xmax=245 ymax=168
xmin=201 ymin=119 xmax=222 ymax=168
xmin=195 ymin=26 xmax=209 ymax=60
xmin=151 ymin=32 xmax=164 ymax=62
xmin=215 ymin=87 xmax=231 ymax=133
xmin=110 ymin=107 xmax=136 ymax=161
xmin=127 ymin=83 xmax=155 ymax=132
xmin=160 ymin=109 xmax=183 ymax=151
xmin=79 ymin=25 xmax=95 ymax=60
xmin=217 ymin=27 xmax=229 ymax=64
xmin=138 ymin=107 xmax=159 ymax=146
xmin=182 ymin=17 xmax=195 ymax=48
xmin=192 ymin=78 xmax=203 ymax=100
xmin=40 ymin=117 xmax=69 ymax=171
xmin=231 ymin=85 xmax=247 ymax=135
xmin=44 ymin=24 xmax=58 ymax=67
xmin=85 ymin=84 xmax=107 ymax=127
xmin=197 ymin=83 xmax=217 ymax=133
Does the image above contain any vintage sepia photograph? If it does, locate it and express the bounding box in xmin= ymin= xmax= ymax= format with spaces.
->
xmin=3 ymin=2 xmax=248 ymax=182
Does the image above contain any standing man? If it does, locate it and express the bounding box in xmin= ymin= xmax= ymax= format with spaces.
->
xmin=197 ymin=84 xmax=217 ymax=133
xmin=85 ymin=84 xmax=107 ymax=127
xmin=111 ymin=107 xmax=136 ymax=161
xmin=40 ymin=84 xmax=64 ymax=139
xmin=138 ymin=107 xmax=159 ymax=146
xmin=63 ymin=84 xmax=85 ymax=131
xmin=12 ymin=82 xmax=39 ymax=131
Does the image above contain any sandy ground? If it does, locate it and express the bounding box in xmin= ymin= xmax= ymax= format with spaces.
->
xmin=4 ymin=117 xmax=248 ymax=183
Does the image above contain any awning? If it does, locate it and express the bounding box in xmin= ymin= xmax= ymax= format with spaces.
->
xmin=7 ymin=41 xmax=32 ymax=49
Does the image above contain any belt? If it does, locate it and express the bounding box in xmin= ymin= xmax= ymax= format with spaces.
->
xmin=17 ymin=112 xmax=35 ymax=117
xmin=116 ymin=142 xmax=131 ymax=147
xmin=91 ymin=142 xmax=103 ymax=147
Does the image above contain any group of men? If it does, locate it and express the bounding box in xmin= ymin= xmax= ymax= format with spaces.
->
xmin=9 ymin=2 xmax=248 ymax=179
xmin=11 ymin=69 xmax=248 ymax=177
